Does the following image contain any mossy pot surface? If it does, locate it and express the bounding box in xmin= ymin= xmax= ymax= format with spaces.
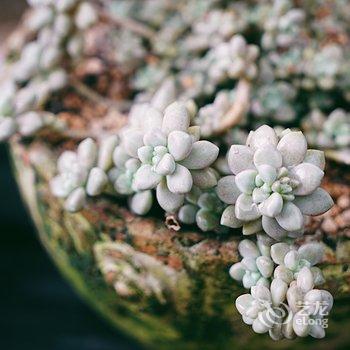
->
xmin=9 ymin=138 xmax=350 ymax=350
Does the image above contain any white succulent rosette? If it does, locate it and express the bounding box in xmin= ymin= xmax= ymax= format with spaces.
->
xmin=234 ymin=240 xmax=333 ymax=340
xmin=120 ymin=101 xmax=219 ymax=213
xmin=251 ymin=82 xmax=297 ymax=123
xmin=288 ymin=283 xmax=334 ymax=339
xmin=271 ymin=242 xmax=326 ymax=287
xmin=1 ymin=0 xmax=97 ymax=142
xmin=51 ymin=136 xmax=117 ymax=212
xmin=208 ymin=34 xmax=259 ymax=83
xmin=217 ymin=125 xmax=334 ymax=239
xmin=182 ymin=9 xmax=247 ymax=53
xmin=304 ymin=109 xmax=350 ymax=149
xmin=236 ymin=279 xmax=333 ymax=340
xmin=236 ymin=283 xmax=289 ymax=337
xmin=229 ymin=237 xmax=275 ymax=289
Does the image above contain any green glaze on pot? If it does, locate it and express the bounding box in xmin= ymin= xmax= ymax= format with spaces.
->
xmin=10 ymin=140 xmax=350 ymax=350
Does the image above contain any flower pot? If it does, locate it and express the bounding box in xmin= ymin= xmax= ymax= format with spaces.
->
xmin=9 ymin=138 xmax=350 ymax=350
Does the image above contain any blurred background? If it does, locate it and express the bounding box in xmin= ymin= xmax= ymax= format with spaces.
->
xmin=0 ymin=2 xmax=139 ymax=349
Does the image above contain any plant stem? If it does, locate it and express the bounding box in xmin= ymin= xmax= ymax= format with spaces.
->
xmin=99 ymin=10 xmax=156 ymax=40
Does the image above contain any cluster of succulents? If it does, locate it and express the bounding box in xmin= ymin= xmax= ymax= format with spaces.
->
xmin=2 ymin=0 xmax=345 ymax=343
xmin=49 ymin=118 xmax=333 ymax=340
xmin=50 ymin=94 xmax=222 ymax=218
xmin=51 ymin=123 xmax=334 ymax=237
xmin=233 ymin=239 xmax=333 ymax=339
xmin=0 ymin=0 xmax=97 ymax=141
xmin=3 ymin=0 xmax=348 ymax=149
xmin=303 ymin=109 xmax=350 ymax=149
xmin=85 ymin=100 xmax=219 ymax=216
xmin=181 ymin=9 xmax=248 ymax=54
xmin=178 ymin=35 xmax=259 ymax=101
xmin=260 ymin=0 xmax=306 ymax=50
xmin=251 ymin=82 xmax=297 ymax=124
xmin=217 ymin=125 xmax=333 ymax=239
xmin=107 ymin=0 xmax=350 ymax=135
xmin=50 ymin=136 xmax=117 ymax=212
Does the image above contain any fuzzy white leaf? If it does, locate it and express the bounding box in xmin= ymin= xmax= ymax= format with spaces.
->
xmin=293 ymin=188 xmax=333 ymax=216
xmin=290 ymin=163 xmax=324 ymax=196
xmin=276 ymin=202 xmax=304 ymax=231
xmin=191 ymin=168 xmax=217 ymax=189
xmin=220 ymin=205 xmax=243 ymax=228
xmin=216 ymin=175 xmax=240 ymax=204
xmin=134 ymin=164 xmax=161 ymax=190
xmin=156 ymin=181 xmax=184 ymax=213
xmin=180 ymin=141 xmax=219 ymax=170
xmin=167 ymin=130 xmax=193 ymax=161
xmin=277 ymin=131 xmax=307 ymax=167
xmin=253 ymin=145 xmax=282 ymax=168
xmin=304 ymin=150 xmax=325 ymax=170
xmin=228 ymin=145 xmax=254 ymax=175
xmin=249 ymin=125 xmax=278 ymax=151
xmin=130 ymin=191 xmax=153 ymax=215
xmin=166 ymin=164 xmax=193 ymax=194
xmin=235 ymin=194 xmax=261 ymax=221
xmin=162 ymin=102 xmax=190 ymax=135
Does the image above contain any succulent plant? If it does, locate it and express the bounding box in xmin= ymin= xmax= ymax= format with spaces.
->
xmin=177 ymin=34 xmax=259 ymax=101
xmin=236 ymin=279 xmax=333 ymax=340
xmin=177 ymin=186 xmax=225 ymax=232
xmin=251 ymin=82 xmax=297 ymax=123
xmin=270 ymin=242 xmax=326 ymax=286
xmin=229 ymin=237 xmax=275 ymax=289
xmin=120 ymin=101 xmax=219 ymax=213
xmin=234 ymin=240 xmax=333 ymax=340
xmin=3 ymin=0 xmax=345 ymax=344
xmin=231 ymin=239 xmax=326 ymax=289
xmin=303 ymin=44 xmax=346 ymax=90
xmin=195 ymin=90 xmax=236 ymax=137
xmin=217 ymin=125 xmax=334 ymax=239
xmin=108 ymin=145 xmax=154 ymax=216
xmin=261 ymin=0 xmax=305 ymax=50
xmin=50 ymin=137 xmax=116 ymax=212
xmin=182 ymin=9 xmax=247 ymax=53
xmin=0 ymin=0 xmax=97 ymax=141
xmin=303 ymin=109 xmax=350 ymax=149
xmin=236 ymin=283 xmax=289 ymax=337
xmin=207 ymin=34 xmax=259 ymax=83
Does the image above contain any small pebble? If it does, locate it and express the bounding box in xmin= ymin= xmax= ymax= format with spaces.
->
xmin=321 ymin=217 xmax=338 ymax=234
xmin=337 ymin=194 xmax=350 ymax=209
